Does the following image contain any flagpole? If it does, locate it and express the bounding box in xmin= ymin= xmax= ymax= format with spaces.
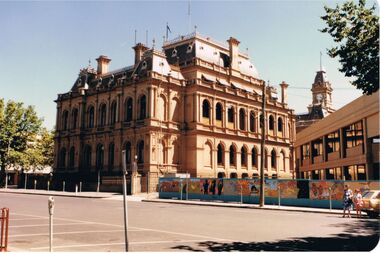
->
xmin=166 ymin=22 xmax=168 ymax=41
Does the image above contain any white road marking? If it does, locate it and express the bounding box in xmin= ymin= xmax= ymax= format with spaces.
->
xmin=9 ymin=222 xmax=92 ymax=228
xmin=9 ymin=229 xmax=137 ymax=237
xmin=30 ymin=239 xmax=226 ymax=250
xmin=9 ymin=217 xmax=48 ymax=221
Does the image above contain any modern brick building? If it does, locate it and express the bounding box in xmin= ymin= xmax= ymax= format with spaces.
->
xmin=54 ymin=32 xmax=296 ymax=192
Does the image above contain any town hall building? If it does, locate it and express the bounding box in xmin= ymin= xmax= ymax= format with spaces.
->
xmin=54 ymin=32 xmax=297 ymax=192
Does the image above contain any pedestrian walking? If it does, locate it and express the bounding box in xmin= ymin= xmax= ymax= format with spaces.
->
xmin=354 ymin=189 xmax=363 ymax=218
xmin=342 ymin=184 xmax=353 ymax=218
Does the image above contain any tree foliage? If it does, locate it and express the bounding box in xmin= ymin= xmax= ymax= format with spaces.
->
xmin=0 ymin=99 xmax=54 ymax=181
xmin=321 ymin=0 xmax=379 ymax=95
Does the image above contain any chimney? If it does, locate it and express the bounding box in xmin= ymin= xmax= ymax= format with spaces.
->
xmin=280 ymin=81 xmax=289 ymax=105
xmin=96 ymin=55 xmax=111 ymax=75
xmin=227 ymin=37 xmax=240 ymax=70
xmin=133 ymin=43 xmax=149 ymax=65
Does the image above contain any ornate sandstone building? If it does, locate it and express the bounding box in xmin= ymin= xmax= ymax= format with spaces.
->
xmin=54 ymin=33 xmax=296 ymax=192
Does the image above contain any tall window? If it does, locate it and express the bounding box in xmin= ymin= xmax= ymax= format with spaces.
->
xmin=327 ymin=131 xmax=340 ymax=153
xmin=71 ymin=109 xmax=78 ymax=129
xmin=251 ymin=147 xmax=258 ymax=167
xmin=229 ymin=145 xmax=236 ymax=166
xmin=69 ymin=147 xmax=75 ymax=168
xmin=278 ymin=117 xmax=283 ymax=132
xmin=108 ymin=143 xmax=114 ymax=171
xmin=62 ymin=110 xmax=68 ymax=130
xmin=87 ymin=106 xmax=94 ymax=128
xmin=271 ymin=149 xmax=277 ymax=169
xmin=202 ymin=99 xmax=210 ymax=118
xmin=137 ymin=140 xmax=144 ymax=163
xmin=250 ymin=111 xmax=255 ymax=132
xmin=216 ymin=103 xmax=223 ymax=121
xmin=96 ymin=144 xmax=104 ymax=171
xmin=139 ymin=95 xmax=147 ymax=120
xmin=59 ymin=148 xmax=66 ymax=168
xmin=239 ymin=108 xmax=246 ymax=130
xmin=264 ymin=149 xmax=268 ymax=169
xmin=228 ymin=106 xmax=234 ymax=123
xmin=217 ymin=144 xmax=224 ymax=165
xmin=99 ymin=104 xmax=107 ymax=127
xmin=301 ymin=144 xmax=310 ymax=160
xmin=241 ymin=146 xmax=247 ymax=167
xmin=83 ymin=145 xmax=92 ymax=171
xmin=125 ymin=98 xmax=133 ymax=122
xmin=269 ymin=115 xmax=274 ymax=130
xmin=312 ymin=138 xmax=323 ymax=157
xmin=110 ymin=101 xmax=117 ymax=125
xmin=344 ymin=121 xmax=363 ymax=148
xmin=125 ymin=142 xmax=131 ymax=165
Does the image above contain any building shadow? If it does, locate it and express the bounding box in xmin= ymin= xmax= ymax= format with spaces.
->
xmin=171 ymin=219 xmax=379 ymax=251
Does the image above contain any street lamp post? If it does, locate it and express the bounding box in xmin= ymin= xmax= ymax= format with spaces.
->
xmin=121 ymin=150 xmax=129 ymax=251
xmin=259 ymin=81 xmax=266 ymax=207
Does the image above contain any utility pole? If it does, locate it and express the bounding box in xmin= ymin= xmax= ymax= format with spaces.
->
xmin=259 ymin=81 xmax=266 ymax=207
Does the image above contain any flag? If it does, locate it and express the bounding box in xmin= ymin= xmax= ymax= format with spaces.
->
xmin=166 ymin=24 xmax=171 ymax=33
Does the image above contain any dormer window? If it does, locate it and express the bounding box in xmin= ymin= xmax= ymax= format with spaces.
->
xmin=141 ymin=61 xmax=147 ymax=70
xmin=171 ymin=49 xmax=177 ymax=58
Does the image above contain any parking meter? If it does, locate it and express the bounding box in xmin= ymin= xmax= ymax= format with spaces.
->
xmin=48 ymin=196 xmax=55 ymax=215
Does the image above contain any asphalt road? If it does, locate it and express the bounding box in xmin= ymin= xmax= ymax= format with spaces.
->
xmin=1 ymin=193 xmax=379 ymax=251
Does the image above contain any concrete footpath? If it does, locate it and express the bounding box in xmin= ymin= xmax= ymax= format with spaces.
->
xmin=0 ymin=188 xmax=345 ymax=215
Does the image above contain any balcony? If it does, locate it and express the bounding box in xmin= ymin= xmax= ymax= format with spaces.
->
xmin=327 ymin=151 xmax=340 ymax=161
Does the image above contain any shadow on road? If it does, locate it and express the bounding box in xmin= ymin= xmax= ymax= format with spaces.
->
xmin=172 ymin=218 xmax=379 ymax=251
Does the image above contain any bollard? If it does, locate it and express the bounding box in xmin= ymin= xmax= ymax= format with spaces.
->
xmin=75 ymin=184 xmax=78 ymax=196
xmin=79 ymin=181 xmax=82 ymax=192
xmin=47 ymin=181 xmax=50 ymax=191
xmin=34 ymin=179 xmax=37 ymax=190
xmin=0 ymin=208 xmax=9 ymax=252
xmin=62 ymin=181 xmax=65 ymax=192
xmin=329 ymin=187 xmax=332 ymax=211
xmin=278 ymin=185 xmax=281 ymax=208
xmin=48 ymin=197 xmax=54 ymax=252
xmin=180 ymin=180 xmax=183 ymax=200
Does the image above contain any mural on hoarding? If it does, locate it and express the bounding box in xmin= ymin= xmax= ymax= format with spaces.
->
xmin=309 ymin=181 xmax=344 ymax=200
xmin=278 ymin=180 xmax=299 ymax=198
xmin=159 ymin=179 xmax=180 ymax=193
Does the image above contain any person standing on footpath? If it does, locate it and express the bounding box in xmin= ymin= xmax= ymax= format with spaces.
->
xmin=342 ymin=184 xmax=353 ymax=218
xmin=354 ymin=189 xmax=363 ymax=218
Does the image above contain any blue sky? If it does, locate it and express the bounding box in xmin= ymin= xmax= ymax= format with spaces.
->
xmin=1 ymin=0 xmax=373 ymax=130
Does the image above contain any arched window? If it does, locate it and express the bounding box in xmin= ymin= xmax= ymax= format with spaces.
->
xmin=108 ymin=143 xmax=114 ymax=171
xmin=125 ymin=142 xmax=132 ymax=165
xmin=271 ymin=149 xmax=277 ymax=169
xmin=228 ymin=106 xmax=234 ymax=123
xmin=278 ymin=117 xmax=283 ymax=132
xmin=230 ymin=172 xmax=237 ymax=178
xmin=251 ymin=147 xmax=258 ymax=167
xmin=229 ymin=145 xmax=236 ymax=166
xmin=139 ymin=95 xmax=147 ymax=120
xmin=280 ymin=150 xmax=286 ymax=171
xmin=269 ymin=115 xmax=274 ymax=130
xmin=217 ymin=144 xmax=224 ymax=165
xmin=125 ymin=98 xmax=133 ymax=122
xmin=242 ymin=173 xmax=249 ymax=178
xmin=99 ymin=104 xmax=107 ymax=127
xmin=96 ymin=144 xmax=104 ymax=171
xmin=83 ymin=145 xmax=92 ymax=171
xmin=62 ymin=110 xmax=68 ymax=130
xmin=264 ymin=149 xmax=268 ymax=169
xmin=59 ymin=148 xmax=66 ymax=168
xmin=216 ymin=103 xmax=223 ymax=121
xmin=87 ymin=106 xmax=94 ymax=128
xmin=110 ymin=101 xmax=117 ymax=125
xmin=241 ymin=146 xmax=247 ymax=167
xmin=202 ymin=99 xmax=210 ymax=118
xmin=137 ymin=140 xmax=144 ymax=163
xmin=71 ymin=109 xmax=78 ymax=129
xmin=239 ymin=108 xmax=246 ymax=130
xmin=250 ymin=111 xmax=255 ymax=132
xmin=69 ymin=147 xmax=75 ymax=168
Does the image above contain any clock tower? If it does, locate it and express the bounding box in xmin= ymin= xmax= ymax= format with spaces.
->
xmin=309 ymin=68 xmax=334 ymax=114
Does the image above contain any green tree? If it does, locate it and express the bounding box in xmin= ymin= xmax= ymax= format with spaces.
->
xmin=321 ymin=0 xmax=379 ymax=95
xmin=0 ymin=99 xmax=45 ymax=185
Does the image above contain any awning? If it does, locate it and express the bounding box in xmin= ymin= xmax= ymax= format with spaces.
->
xmin=202 ymin=74 xmax=216 ymax=83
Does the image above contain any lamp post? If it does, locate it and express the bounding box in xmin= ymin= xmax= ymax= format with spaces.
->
xmin=259 ymin=81 xmax=266 ymax=207
xmin=121 ymin=150 xmax=129 ymax=251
